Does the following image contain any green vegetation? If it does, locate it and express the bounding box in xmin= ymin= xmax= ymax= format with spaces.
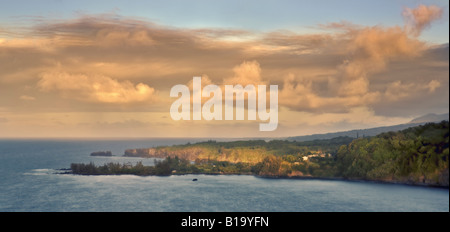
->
xmin=336 ymin=121 xmax=449 ymax=186
xmin=124 ymin=136 xmax=353 ymax=164
xmin=70 ymin=121 xmax=449 ymax=187
xmin=70 ymin=156 xmax=252 ymax=176
xmin=72 ymin=156 xmax=200 ymax=176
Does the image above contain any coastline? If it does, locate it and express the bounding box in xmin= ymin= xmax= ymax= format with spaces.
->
xmin=255 ymin=175 xmax=450 ymax=189
xmin=66 ymin=121 xmax=449 ymax=189
xmin=62 ymin=168 xmax=449 ymax=189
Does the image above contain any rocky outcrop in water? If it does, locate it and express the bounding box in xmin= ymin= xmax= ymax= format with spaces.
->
xmin=90 ymin=151 xmax=112 ymax=157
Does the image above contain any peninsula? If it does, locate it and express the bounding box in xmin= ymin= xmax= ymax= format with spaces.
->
xmin=69 ymin=121 xmax=449 ymax=187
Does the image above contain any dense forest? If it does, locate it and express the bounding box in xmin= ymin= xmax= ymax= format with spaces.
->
xmin=70 ymin=121 xmax=449 ymax=187
xmin=336 ymin=121 xmax=449 ymax=186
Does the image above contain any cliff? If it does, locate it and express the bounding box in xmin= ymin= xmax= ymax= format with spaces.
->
xmin=98 ymin=121 xmax=449 ymax=187
xmin=124 ymin=145 xmax=270 ymax=164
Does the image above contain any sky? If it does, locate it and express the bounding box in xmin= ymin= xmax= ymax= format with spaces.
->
xmin=0 ymin=0 xmax=449 ymax=138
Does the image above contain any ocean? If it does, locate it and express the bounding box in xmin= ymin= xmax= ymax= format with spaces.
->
xmin=0 ymin=138 xmax=448 ymax=212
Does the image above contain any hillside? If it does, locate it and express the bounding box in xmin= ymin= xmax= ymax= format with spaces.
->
xmin=288 ymin=113 xmax=449 ymax=142
xmin=336 ymin=121 xmax=449 ymax=186
xmin=72 ymin=121 xmax=449 ymax=187
xmin=409 ymin=113 xmax=449 ymax=124
xmin=124 ymin=137 xmax=354 ymax=164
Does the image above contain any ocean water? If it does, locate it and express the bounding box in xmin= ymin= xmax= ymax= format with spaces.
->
xmin=0 ymin=139 xmax=448 ymax=212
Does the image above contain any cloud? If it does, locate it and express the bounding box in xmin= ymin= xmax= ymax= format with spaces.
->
xmin=247 ymin=32 xmax=335 ymax=55
xmin=278 ymin=4 xmax=444 ymax=113
xmin=0 ymin=5 xmax=447 ymax=137
xmin=179 ymin=61 xmax=269 ymax=116
xmin=223 ymin=60 xmax=266 ymax=86
xmin=19 ymin=95 xmax=36 ymax=101
xmin=292 ymin=107 xmax=407 ymax=127
xmin=334 ymin=25 xmax=425 ymax=97
xmin=37 ymin=72 xmax=156 ymax=104
xmin=279 ymin=74 xmax=322 ymax=110
xmin=187 ymin=75 xmax=214 ymax=90
xmin=384 ymin=79 xmax=442 ymax=101
xmin=403 ymin=4 xmax=444 ymax=37
xmin=427 ymin=79 xmax=441 ymax=93
xmin=279 ymin=73 xmax=380 ymax=112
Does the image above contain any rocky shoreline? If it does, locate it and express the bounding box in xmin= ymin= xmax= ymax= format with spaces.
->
xmin=255 ymin=175 xmax=449 ymax=189
xmin=64 ymin=161 xmax=449 ymax=188
xmin=67 ymin=121 xmax=449 ymax=188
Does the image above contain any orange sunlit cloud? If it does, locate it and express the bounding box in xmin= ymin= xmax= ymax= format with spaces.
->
xmin=0 ymin=4 xmax=448 ymax=137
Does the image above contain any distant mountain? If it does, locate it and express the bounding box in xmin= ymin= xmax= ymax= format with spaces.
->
xmin=288 ymin=113 xmax=449 ymax=142
xmin=408 ymin=113 xmax=449 ymax=124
